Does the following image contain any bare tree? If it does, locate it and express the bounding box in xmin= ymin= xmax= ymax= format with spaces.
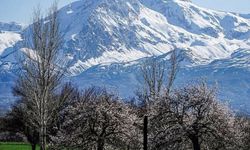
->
xmin=141 ymin=59 xmax=164 ymax=106
xmin=166 ymin=49 xmax=179 ymax=94
xmin=13 ymin=3 xmax=67 ymax=150
xmin=139 ymin=49 xmax=179 ymax=109
xmin=139 ymin=49 xmax=179 ymax=150
xmin=52 ymin=87 xmax=140 ymax=150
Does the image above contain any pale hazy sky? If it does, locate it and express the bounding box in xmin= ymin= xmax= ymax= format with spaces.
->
xmin=0 ymin=0 xmax=250 ymax=24
xmin=0 ymin=0 xmax=74 ymax=24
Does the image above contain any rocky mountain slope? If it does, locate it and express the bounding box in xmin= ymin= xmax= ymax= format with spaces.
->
xmin=1 ymin=0 xmax=250 ymax=112
xmin=0 ymin=22 xmax=23 ymax=112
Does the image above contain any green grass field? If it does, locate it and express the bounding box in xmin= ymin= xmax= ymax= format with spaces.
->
xmin=0 ymin=142 xmax=39 ymax=150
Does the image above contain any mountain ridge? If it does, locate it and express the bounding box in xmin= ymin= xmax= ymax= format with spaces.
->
xmin=1 ymin=0 xmax=250 ymax=112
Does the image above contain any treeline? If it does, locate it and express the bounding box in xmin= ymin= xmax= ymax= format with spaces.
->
xmin=2 ymin=80 xmax=250 ymax=150
xmin=1 ymin=3 xmax=250 ymax=150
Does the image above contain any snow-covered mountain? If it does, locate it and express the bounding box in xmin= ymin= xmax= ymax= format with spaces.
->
xmin=0 ymin=22 xmax=23 ymax=113
xmin=1 ymin=0 xmax=250 ymax=112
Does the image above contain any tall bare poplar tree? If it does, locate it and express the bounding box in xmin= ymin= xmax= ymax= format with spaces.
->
xmin=140 ymin=49 xmax=179 ymax=106
xmin=14 ymin=3 xmax=64 ymax=150
xmin=139 ymin=49 xmax=179 ymax=150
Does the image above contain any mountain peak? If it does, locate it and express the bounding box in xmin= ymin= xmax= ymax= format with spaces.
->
xmin=54 ymin=0 xmax=250 ymax=69
xmin=1 ymin=0 xmax=250 ymax=111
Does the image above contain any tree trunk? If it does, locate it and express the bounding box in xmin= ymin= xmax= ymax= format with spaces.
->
xmin=39 ymin=127 xmax=43 ymax=150
xmin=43 ymin=126 xmax=46 ymax=150
xmin=40 ymin=125 xmax=46 ymax=150
xmin=31 ymin=144 xmax=36 ymax=150
xmin=143 ymin=116 xmax=148 ymax=150
xmin=97 ymin=139 xmax=104 ymax=150
xmin=190 ymin=136 xmax=200 ymax=150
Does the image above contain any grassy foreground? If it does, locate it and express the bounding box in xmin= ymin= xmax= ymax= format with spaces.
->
xmin=0 ymin=142 xmax=39 ymax=150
